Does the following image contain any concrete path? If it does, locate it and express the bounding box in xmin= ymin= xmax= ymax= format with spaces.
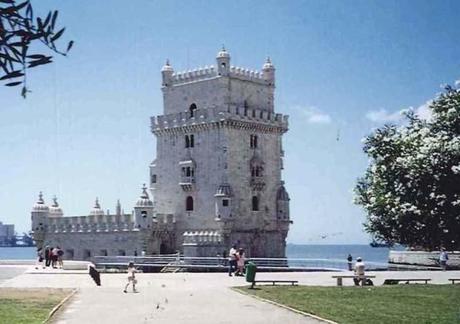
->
xmin=2 ymin=268 xmax=460 ymax=324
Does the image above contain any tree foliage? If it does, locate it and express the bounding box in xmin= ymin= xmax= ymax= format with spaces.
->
xmin=0 ymin=0 xmax=72 ymax=97
xmin=355 ymin=86 xmax=460 ymax=250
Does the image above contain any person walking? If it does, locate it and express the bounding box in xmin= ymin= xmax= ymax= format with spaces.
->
xmin=51 ymin=247 xmax=59 ymax=268
xmin=439 ymin=249 xmax=449 ymax=271
xmin=123 ymin=262 xmax=138 ymax=293
xmin=44 ymin=246 xmax=51 ymax=267
xmin=228 ymin=244 xmax=237 ymax=276
xmin=35 ymin=248 xmax=45 ymax=270
xmin=347 ymin=254 xmax=353 ymax=271
xmin=353 ymin=257 xmax=366 ymax=286
xmin=57 ymin=246 xmax=64 ymax=269
xmin=235 ymin=248 xmax=246 ymax=276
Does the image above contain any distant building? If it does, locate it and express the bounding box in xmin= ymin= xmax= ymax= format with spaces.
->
xmin=31 ymin=48 xmax=291 ymax=260
xmin=0 ymin=221 xmax=15 ymax=246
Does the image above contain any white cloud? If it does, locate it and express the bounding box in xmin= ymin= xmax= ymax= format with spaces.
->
xmin=299 ymin=106 xmax=332 ymax=124
xmin=414 ymin=101 xmax=432 ymax=120
xmin=365 ymin=108 xmax=404 ymax=123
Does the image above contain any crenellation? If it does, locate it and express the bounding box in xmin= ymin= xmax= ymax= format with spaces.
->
xmin=152 ymin=106 xmax=288 ymax=134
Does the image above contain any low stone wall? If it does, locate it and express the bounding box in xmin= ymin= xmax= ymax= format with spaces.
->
xmin=389 ymin=250 xmax=460 ymax=269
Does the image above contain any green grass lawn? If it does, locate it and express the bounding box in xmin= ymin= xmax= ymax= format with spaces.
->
xmin=0 ymin=288 xmax=72 ymax=324
xmin=235 ymin=285 xmax=460 ymax=324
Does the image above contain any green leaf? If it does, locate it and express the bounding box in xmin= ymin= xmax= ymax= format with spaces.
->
xmin=14 ymin=1 xmax=28 ymax=11
xmin=50 ymin=27 xmax=65 ymax=42
xmin=26 ymin=54 xmax=46 ymax=59
xmin=51 ymin=10 xmax=58 ymax=29
xmin=28 ymin=57 xmax=52 ymax=68
xmin=66 ymin=40 xmax=74 ymax=52
xmin=26 ymin=2 xmax=33 ymax=21
xmin=0 ymin=70 xmax=24 ymax=80
xmin=5 ymin=81 xmax=22 ymax=87
xmin=43 ymin=11 xmax=52 ymax=28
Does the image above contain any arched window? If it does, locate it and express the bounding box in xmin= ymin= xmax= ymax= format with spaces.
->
xmin=189 ymin=103 xmax=197 ymax=117
xmin=190 ymin=134 xmax=194 ymax=147
xmin=252 ymin=196 xmax=259 ymax=211
xmin=186 ymin=196 xmax=194 ymax=211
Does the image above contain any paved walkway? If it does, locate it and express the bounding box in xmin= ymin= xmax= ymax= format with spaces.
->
xmin=1 ymin=268 xmax=459 ymax=324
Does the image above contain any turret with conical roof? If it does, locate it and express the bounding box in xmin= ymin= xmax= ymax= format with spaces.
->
xmin=89 ymin=197 xmax=105 ymax=216
xmin=216 ymin=46 xmax=230 ymax=76
xmin=134 ymin=184 xmax=154 ymax=229
xmin=262 ymin=56 xmax=275 ymax=86
xmin=49 ymin=196 xmax=64 ymax=217
xmin=161 ymin=59 xmax=174 ymax=87
xmin=31 ymin=192 xmax=49 ymax=249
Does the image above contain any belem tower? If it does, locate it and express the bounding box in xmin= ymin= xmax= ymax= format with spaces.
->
xmin=31 ymin=48 xmax=291 ymax=260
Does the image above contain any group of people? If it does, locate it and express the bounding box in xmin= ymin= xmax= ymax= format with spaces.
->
xmin=36 ymin=246 xmax=64 ymax=269
xmin=227 ymin=244 xmax=246 ymax=277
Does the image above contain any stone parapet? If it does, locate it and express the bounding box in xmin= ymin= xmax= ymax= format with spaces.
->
xmin=44 ymin=213 xmax=175 ymax=234
xmin=151 ymin=106 xmax=288 ymax=134
xmin=168 ymin=65 xmax=266 ymax=87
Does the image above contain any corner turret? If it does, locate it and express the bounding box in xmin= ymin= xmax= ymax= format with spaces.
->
xmin=214 ymin=183 xmax=233 ymax=221
xmin=216 ymin=46 xmax=230 ymax=76
xmin=262 ymin=57 xmax=275 ymax=86
xmin=161 ymin=59 xmax=174 ymax=87
xmin=31 ymin=192 xmax=49 ymax=249
xmin=276 ymin=181 xmax=290 ymax=221
xmin=134 ymin=184 xmax=154 ymax=229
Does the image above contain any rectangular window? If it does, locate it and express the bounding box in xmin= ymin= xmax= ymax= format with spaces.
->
xmin=222 ymin=199 xmax=229 ymax=207
xmin=151 ymin=174 xmax=157 ymax=183
xmin=250 ymin=135 xmax=258 ymax=148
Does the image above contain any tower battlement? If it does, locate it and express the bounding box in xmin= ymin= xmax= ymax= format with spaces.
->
xmin=168 ymin=65 xmax=266 ymax=86
xmin=151 ymin=106 xmax=288 ymax=134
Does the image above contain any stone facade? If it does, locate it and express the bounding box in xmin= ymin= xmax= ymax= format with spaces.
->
xmin=31 ymin=48 xmax=291 ymax=260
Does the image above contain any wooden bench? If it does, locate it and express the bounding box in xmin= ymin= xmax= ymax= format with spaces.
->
xmin=383 ymin=278 xmax=431 ymax=285
xmin=250 ymin=280 xmax=298 ymax=289
xmin=448 ymin=278 xmax=460 ymax=284
xmin=331 ymin=275 xmax=376 ymax=286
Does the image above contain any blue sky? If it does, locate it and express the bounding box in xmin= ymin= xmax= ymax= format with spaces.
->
xmin=1 ymin=0 xmax=459 ymax=243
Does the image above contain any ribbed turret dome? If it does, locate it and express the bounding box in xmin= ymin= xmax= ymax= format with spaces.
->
xmin=215 ymin=183 xmax=232 ymax=197
xmin=217 ymin=46 xmax=230 ymax=58
xmin=32 ymin=192 xmax=49 ymax=212
xmin=263 ymin=57 xmax=275 ymax=70
xmin=276 ymin=184 xmax=290 ymax=201
xmin=136 ymin=184 xmax=153 ymax=207
xmin=161 ymin=59 xmax=173 ymax=72
xmin=89 ymin=197 xmax=104 ymax=216
xmin=48 ymin=196 xmax=63 ymax=217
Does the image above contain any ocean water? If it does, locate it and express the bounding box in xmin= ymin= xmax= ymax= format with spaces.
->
xmin=0 ymin=244 xmax=398 ymax=265
xmin=0 ymin=246 xmax=36 ymax=260
xmin=286 ymin=244 xmax=403 ymax=269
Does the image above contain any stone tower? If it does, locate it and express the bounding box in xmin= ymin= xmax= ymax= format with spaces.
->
xmin=151 ymin=48 xmax=291 ymax=257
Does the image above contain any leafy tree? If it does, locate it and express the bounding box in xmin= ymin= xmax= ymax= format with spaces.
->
xmin=355 ymin=85 xmax=460 ymax=251
xmin=0 ymin=0 xmax=73 ymax=97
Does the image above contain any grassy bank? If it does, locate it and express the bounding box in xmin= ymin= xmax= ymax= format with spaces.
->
xmin=0 ymin=288 xmax=72 ymax=324
xmin=235 ymin=285 xmax=460 ymax=324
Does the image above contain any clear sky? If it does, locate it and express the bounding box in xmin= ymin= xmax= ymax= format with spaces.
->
xmin=1 ymin=0 xmax=459 ymax=244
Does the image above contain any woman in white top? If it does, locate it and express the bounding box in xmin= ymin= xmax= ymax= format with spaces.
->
xmin=123 ymin=262 xmax=138 ymax=293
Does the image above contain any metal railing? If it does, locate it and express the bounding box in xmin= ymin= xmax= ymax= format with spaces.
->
xmin=92 ymin=254 xmax=442 ymax=272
